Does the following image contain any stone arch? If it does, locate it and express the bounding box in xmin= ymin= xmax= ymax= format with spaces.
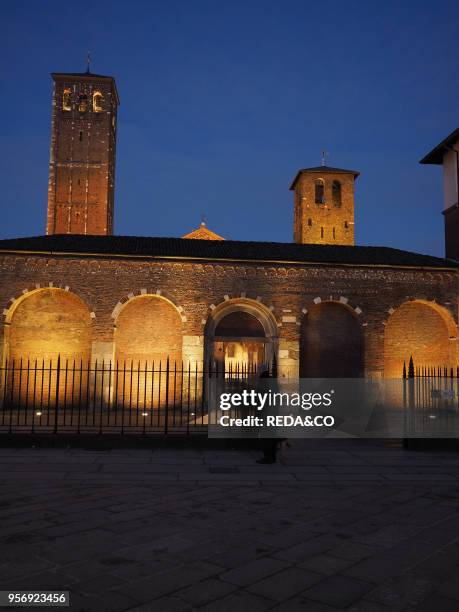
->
xmin=384 ymin=300 xmax=457 ymax=378
xmin=300 ymin=300 xmax=364 ymax=377
xmin=111 ymin=289 xmax=187 ymax=323
xmin=113 ymin=294 xmax=184 ymax=409
xmin=4 ymin=287 xmax=93 ymax=366
xmin=205 ymin=298 xmax=278 ymax=370
xmin=300 ymin=296 xmax=363 ymax=319
xmin=114 ymin=294 xmax=183 ymax=366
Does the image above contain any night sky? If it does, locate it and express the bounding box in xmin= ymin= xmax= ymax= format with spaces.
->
xmin=2 ymin=0 xmax=458 ymax=256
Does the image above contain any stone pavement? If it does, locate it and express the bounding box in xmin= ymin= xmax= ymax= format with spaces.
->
xmin=0 ymin=439 xmax=459 ymax=611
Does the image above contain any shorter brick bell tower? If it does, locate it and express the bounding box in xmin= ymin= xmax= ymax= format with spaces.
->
xmin=291 ymin=166 xmax=359 ymax=245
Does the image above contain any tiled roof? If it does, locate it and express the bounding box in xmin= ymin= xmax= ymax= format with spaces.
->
xmin=182 ymin=223 xmax=225 ymax=240
xmin=0 ymin=234 xmax=455 ymax=269
xmin=290 ymin=166 xmax=360 ymax=189
xmin=51 ymin=72 xmax=115 ymax=79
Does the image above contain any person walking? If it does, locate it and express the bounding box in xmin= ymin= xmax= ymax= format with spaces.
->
xmin=256 ymin=365 xmax=279 ymax=464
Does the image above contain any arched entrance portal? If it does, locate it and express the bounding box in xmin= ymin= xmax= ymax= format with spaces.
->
xmin=206 ymin=300 xmax=278 ymax=373
xmin=300 ymin=302 xmax=363 ymax=377
xmin=214 ymin=311 xmax=266 ymax=371
xmin=384 ymin=300 xmax=455 ymax=378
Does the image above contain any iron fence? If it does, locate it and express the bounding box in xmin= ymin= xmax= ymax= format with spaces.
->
xmin=0 ymin=355 xmax=458 ymax=436
xmin=402 ymin=359 xmax=459 ymax=436
xmin=0 ymin=357 xmax=263 ymax=435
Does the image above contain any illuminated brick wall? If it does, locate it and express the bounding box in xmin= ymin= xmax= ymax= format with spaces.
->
xmin=7 ymin=288 xmax=92 ymax=365
xmin=384 ymin=301 xmax=454 ymax=378
xmin=115 ymin=296 xmax=182 ymax=366
xmin=114 ymin=295 xmax=183 ymax=408
xmin=0 ymin=254 xmax=457 ymax=380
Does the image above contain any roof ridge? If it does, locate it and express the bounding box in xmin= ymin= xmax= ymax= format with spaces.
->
xmin=0 ymin=234 xmax=454 ymax=268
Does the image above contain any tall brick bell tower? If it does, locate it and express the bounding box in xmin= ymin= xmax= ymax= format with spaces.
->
xmin=47 ymin=69 xmax=119 ymax=235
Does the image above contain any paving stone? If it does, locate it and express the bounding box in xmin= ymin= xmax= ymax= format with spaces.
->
xmin=274 ymin=534 xmax=342 ymax=562
xmin=414 ymin=594 xmax=459 ymax=611
xmin=115 ymin=561 xmax=222 ymax=602
xmin=364 ymin=576 xmax=436 ymax=608
xmin=129 ymin=595 xmax=194 ymax=611
xmin=175 ymin=577 xmax=238 ymax=606
xmin=200 ymin=589 xmax=272 ymax=611
xmin=73 ymin=572 xmax=129 ymax=596
xmin=259 ymin=526 xmax=317 ymax=549
xmin=1 ymin=442 xmax=459 ymax=610
xmin=247 ymin=567 xmax=323 ymax=601
xmin=269 ymin=599 xmax=338 ymax=611
xmin=208 ymin=545 xmax=272 ymax=569
xmin=343 ymin=536 xmax=449 ymax=583
xmin=408 ymin=548 xmax=459 ymax=582
xmin=438 ymin=577 xmax=459 ymax=601
xmin=302 ymin=574 xmax=374 ymax=608
xmin=299 ymin=553 xmax=356 ymax=575
xmin=220 ymin=556 xmax=290 ymax=587
xmin=348 ymin=600 xmax=391 ymax=611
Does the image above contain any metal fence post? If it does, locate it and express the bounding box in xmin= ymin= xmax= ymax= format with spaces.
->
xmin=53 ymin=355 xmax=61 ymax=434
xmin=164 ymin=357 xmax=170 ymax=435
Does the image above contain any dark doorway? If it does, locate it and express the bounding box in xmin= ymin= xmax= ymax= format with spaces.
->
xmin=300 ymin=302 xmax=363 ymax=377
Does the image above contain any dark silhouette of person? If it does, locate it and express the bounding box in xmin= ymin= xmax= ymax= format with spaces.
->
xmin=256 ymin=367 xmax=279 ymax=464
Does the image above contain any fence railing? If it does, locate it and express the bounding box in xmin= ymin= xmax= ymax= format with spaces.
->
xmin=401 ymin=358 xmax=459 ymax=436
xmin=0 ymin=355 xmax=458 ymax=436
xmin=0 ymin=357 xmax=263 ymax=435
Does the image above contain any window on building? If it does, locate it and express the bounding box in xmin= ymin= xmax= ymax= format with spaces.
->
xmin=78 ymin=94 xmax=88 ymax=113
xmin=79 ymin=131 xmax=83 ymax=142
xmin=321 ymin=227 xmax=324 ymax=238
xmin=344 ymin=221 xmax=349 ymax=229
xmin=93 ymin=91 xmax=103 ymax=112
xmin=315 ymin=179 xmax=325 ymax=204
xmin=62 ymin=88 xmax=72 ymax=111
xmin=332 ymin=180 xmax=342 ymax=206
xmin=333 ymin=227 xmax=336 ymax=239
xmin=308 ymin=218 xmax=312 ymax=227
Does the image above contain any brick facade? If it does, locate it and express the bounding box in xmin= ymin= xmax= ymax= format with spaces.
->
xmin=1 ymin=252 xmax=457 ymax=378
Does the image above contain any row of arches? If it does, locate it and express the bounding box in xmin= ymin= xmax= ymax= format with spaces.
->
xmin=2 ymin=288 xmax=457 ymax=377
xmin=62 ymin=89 xmax=103 ymax=113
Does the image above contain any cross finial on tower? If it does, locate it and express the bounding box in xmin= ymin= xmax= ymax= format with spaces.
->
xmin=86 ymin=51 xmax=91 ymax=74
xmin=200 ymin=212 xmax=206 ymax=227
xmin=321 ymin=150 xmax=329 ymax=166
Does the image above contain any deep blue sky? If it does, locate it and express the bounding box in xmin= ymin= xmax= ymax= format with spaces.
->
xmin=2 ymin=0 xmax=458 ymax=256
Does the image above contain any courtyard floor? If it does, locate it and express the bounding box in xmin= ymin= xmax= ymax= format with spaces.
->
xmin=0 ymin=439 xmax=459 ymax=611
